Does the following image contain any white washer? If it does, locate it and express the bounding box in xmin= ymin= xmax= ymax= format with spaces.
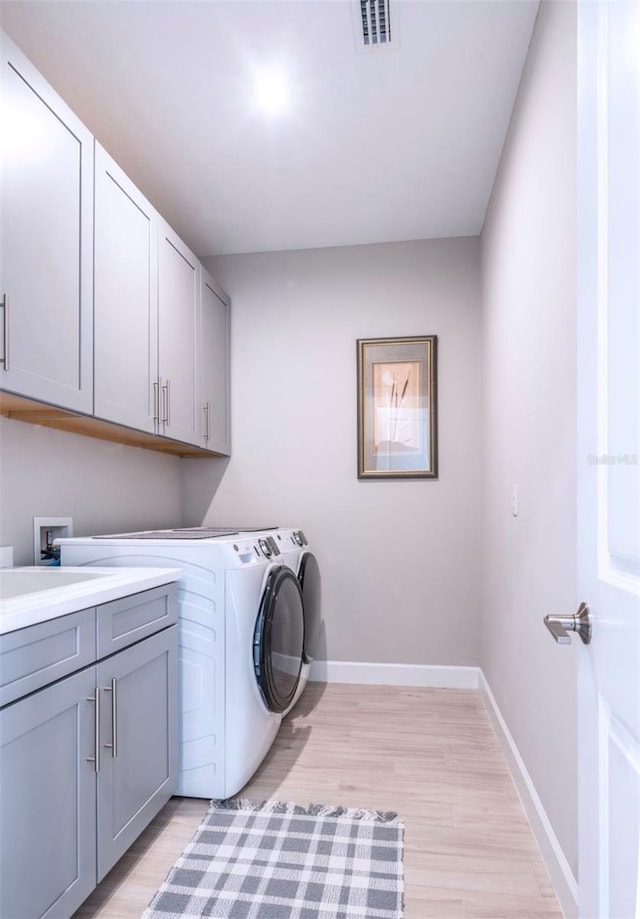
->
xmin=58 ymin=529 xmax=306 ymax=798
xmin=160 ymin=524 xmax=322 ymax=715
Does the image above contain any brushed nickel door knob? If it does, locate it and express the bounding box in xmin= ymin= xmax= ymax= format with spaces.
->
xmin=544 ymin=603 xmax=592 ymax=645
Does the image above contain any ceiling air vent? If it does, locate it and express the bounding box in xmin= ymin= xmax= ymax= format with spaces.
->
xmin=359 ymin=0 xmax=392 ymax=47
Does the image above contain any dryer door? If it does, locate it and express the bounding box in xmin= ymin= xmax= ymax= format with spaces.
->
xmin=299 ymin=551 xmax=322 ymax=664
xmin=253 ymin=566 xmax=304 ymax=713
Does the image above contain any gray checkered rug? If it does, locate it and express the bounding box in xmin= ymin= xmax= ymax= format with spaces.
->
xmin=142 ymin=799 xmax=404 ymax=918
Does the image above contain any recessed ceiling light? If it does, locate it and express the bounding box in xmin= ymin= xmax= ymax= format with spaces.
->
xmin=254 ymin=70 xmax=291 ymax=116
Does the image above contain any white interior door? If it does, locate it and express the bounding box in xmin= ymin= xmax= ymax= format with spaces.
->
xmin=577 ymin=2 xmax=640 ymax=916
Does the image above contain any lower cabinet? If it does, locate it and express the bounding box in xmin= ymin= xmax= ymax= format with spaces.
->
xmin=0 ymin=667 xmax=96 ymax=919
xmin=0 ymin=623 xmax=178 ymax=919
xmin=97 ymin=627 xmax=179 ymax=880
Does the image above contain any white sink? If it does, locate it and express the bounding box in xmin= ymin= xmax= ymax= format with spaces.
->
xmin=0 ymin=568 xmax=108 ymax=600
xmin=0 ymin=566 xmax=182 ymax=635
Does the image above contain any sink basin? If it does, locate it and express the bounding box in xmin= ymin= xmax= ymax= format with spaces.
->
xmin=0 ymin=568 xmax=107 ymax=600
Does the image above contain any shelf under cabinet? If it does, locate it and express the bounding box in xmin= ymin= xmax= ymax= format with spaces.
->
xmin=0 ymin=390 xmax=224 ymax=458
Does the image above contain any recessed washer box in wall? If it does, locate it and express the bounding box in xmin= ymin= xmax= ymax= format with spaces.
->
xmin=33 ymin=516 xmax=73 ymax=566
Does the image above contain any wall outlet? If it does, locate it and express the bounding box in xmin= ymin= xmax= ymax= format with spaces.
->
xmin=33 ymin=516 xmax=73 ymax=566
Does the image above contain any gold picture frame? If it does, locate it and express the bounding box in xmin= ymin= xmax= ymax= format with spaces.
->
xmin=357 ymin=336 xmax=438 ymax=479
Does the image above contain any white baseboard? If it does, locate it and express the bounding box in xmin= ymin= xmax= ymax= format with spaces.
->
xmin=308 ymin=659 xmax=480 ymax=689
xmin=479 ymin=671 xmax=578 ymax=919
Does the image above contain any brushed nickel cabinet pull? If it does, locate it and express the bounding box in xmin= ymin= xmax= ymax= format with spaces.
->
xmin=166 ymin=378 xmax=171 ymax=427
xmin=2 ymin=294 xmax=8 ymax=371
xmin=162 ymin=382 xmax=169 ymax=426
xmin=86 ymin=687 xmax=101 ymax=772
xmin=103 ymin=677 xmax=118 ymax=757
xmin=153 ymin=380 xmax=160 ymax=426
xmin=203 ymin=402 xmax=210 ymax=441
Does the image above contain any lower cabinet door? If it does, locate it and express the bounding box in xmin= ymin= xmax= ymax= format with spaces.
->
xmin=0 ymin=667 xmax=97 ymax=919
xmin=96 ymin=625 xmax=178 ymax=881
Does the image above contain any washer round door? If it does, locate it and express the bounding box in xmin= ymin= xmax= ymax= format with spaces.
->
xmin=254 ymin=566 xmax=305 ymax=713
xmin=298 ymin=551 xmax=322 ymax=664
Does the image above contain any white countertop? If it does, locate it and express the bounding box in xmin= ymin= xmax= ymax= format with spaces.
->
xmin=0 ymin=566 xmax=182 ymax=635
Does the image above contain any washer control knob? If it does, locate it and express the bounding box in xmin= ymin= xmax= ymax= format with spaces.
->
xmin=258 ymin=538 xmax=272 ymax=558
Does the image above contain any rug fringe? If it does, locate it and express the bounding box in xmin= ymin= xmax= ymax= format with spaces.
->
xmin=210 ymin=798 xmax=401 ymax=824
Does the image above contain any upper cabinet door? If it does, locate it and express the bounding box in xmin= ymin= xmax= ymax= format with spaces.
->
xmin=200 ymin=267 xmax=231 ymax=455
xmin=0 ymin=34 xmax=93 ymax=412
xmin=158 ymin=221 xmax=199 ymax=446
xmin=94 ymin=144 xmax=158 ymax=432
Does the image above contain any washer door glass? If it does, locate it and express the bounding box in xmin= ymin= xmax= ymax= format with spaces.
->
xmin=254 ymin=566 xmax=304 ymax=713
xmin=299 ymin=551 xmax=322 ymax=664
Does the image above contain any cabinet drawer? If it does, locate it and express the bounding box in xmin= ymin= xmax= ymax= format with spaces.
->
xmin=97 ymin=584 xmax=177 ymax=657
xmin=0 ymin=607 xmax=96 ymax=707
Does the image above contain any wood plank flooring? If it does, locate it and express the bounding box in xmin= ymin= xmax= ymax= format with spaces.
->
xmin=72 ymin=684 xmax=562 ymax=919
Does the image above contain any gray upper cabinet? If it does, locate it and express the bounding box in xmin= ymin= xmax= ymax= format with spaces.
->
xmin=94 ymin=144 xmax=158 ymax=432
xmin=0 ymin=32 xmax=231 ymax=456
xmin=158 ymin=221 xmax=200 ymax=446
xmin=0 ymin=667 xmax=97 ymax=919
xmin=0 ymin=33 xmax=93 ymax=413
xmin=200 ymin=267 xmax=231 ymax=455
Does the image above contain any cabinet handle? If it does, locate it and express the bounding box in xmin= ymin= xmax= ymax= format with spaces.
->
xmin=162 ymin=382 xmax=169 ymax=426
xmin=167 ymin=378 xmax=171 ymax=427
xmin=103 ymin=677 xmax=118 ymax=758
xmin=153 ymin=381 xmax=160 ymax=426
xmin=203 ymin=402 xmax=210 ymax=442
xmin=2 ymin=293 xmax=8 ymax=372
xmin=86 ymin=687 xmax=101 ymax=773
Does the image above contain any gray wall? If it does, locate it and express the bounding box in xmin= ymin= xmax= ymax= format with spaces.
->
xmin=183 ymin=238 xmax=483 ymax=666
xmin=0 ymin=417 xmax=183 ymax=564
xmin=481 ymin=0 xmax=578 ymax=876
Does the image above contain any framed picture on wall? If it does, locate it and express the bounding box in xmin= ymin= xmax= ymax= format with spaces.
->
xmin=357 ymin=335 xmax=438 ymax=479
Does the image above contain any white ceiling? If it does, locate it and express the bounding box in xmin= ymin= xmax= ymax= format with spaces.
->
xmin=1 ymin=0 xmax=539 ymax=257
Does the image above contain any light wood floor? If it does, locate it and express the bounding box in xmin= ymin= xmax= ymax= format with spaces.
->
xmin=73 ymin=684 xmax=562 ymax=919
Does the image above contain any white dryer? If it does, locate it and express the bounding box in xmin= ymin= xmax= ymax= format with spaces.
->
xmin=58 ymin=529 xmax=306 ymax=798
xmin=269 ymin=528 xmax=322 ymax=714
